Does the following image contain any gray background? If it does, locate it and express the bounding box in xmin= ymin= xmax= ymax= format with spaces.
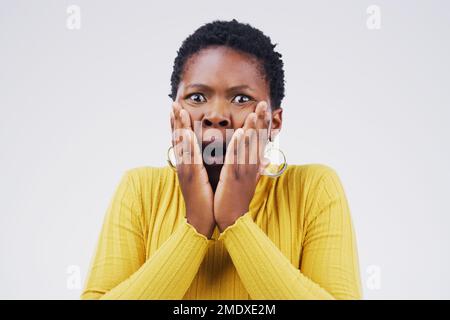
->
xmin=1 ymin=0 xmax=449 ymax=299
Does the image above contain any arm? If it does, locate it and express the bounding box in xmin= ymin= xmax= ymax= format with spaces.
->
xmin=217 ymin=167 xmax=362 ymax=300
xmin=81 ymin=170 xmax=211 ymax=300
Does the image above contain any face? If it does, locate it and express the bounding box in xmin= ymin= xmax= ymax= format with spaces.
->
xmin=175 ymin=45 xmax=282 ymax=165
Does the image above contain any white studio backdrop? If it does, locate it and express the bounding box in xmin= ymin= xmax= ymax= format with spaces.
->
xmin=1 ymin=0 xmax=449 ymax=299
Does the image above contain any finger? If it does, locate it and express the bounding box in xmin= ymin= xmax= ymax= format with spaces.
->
xmin=173 ymin=102 xmax=185 ymax=132
xmin=179 ymin=108 xmax=203 ymax=166
xmin=180 ymin=109 xmax=202 ymax=165
xmin=169 ymin=110 xmax=182 ymax=169
xmin=237 ymin=126 xmax=247 ymax=169
xmin=180 ymin=109 xmax=194 ymax=164
xmin=255 ymin=102 xmax=271 ymax=164
xmin=243 ymin=111 xmax=256 ymax=131
xmin=242 ymin=112 xmax=256 ymax=158
xmin=171 ymin=102 xmax=179 ymax=138
xmin=182 ymin=110 xmax=198 ymax=166
xmin=249 ymin=122 xmax=258 ymax=167
xmin=224 ymin=128 xmax=243 ymax=167
xmin=172 ymin=102 xmax=187 ymax=164
xmin=243 ymin=113 xmax=257 ymax=167
xmin=170 ymin=104 xmax=183 ymax=164
xmin=255 ymin=101 xmax=268 ymax=130
xmin=175 ymin=102 xmax=193 ymax=143
xmin=190 ymin=130 xmax=203 ymax=165
xmin=255 ymin=101 xmax=270 ymax=145
xmin=180 ymin=109 xmax=192 ymax=129
xmin=182 ymin=130 xmax=193 ymax=166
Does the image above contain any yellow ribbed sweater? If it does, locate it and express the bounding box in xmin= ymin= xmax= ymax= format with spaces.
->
xmin=81 ymin=164 xmax=362 ymax=300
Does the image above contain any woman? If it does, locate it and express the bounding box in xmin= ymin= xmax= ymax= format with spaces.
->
xmin=81 ymin=19 xmax=362 ymax=300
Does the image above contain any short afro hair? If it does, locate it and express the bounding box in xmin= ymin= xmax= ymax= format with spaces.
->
xmin=168 ymin=19 xmax=285 ymax=110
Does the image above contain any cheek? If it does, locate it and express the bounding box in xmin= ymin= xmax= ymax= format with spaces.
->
xmin=182 ymin=107 xmax=203 ymax=128
xmin=186 ymin=109 xmax=203 ymax=121
xmin=231 ymin=109 xmax=252 ymax=128
xmin=176 ymin=97 xmax=202 ymax=120
xmin=184 ymin=109 xmax=203 ymax=141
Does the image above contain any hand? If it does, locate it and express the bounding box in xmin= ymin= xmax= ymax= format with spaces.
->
xmin=214 ymin=101 xmax=271 ymax=232
xmin=170 ymin=102 xmax=216 ymax=239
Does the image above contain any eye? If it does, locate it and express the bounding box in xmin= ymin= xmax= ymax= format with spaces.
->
xmin=232 ymin=94 xmax=253 ymax=104
xmin=186 ymin=93 xmax=206 ymax=103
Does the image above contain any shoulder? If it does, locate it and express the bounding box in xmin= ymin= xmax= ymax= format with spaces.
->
xmin=280 ymin=163 xmax=347 ymax=206
xmin=283 ymin=164 xmax=350 ymax=226
xmin=282 ymin=163 xmax=341 ymax=189
xmin=124 ymin=165 xmax=173 ymax=181
xmin=120 ymin=165 xmax=176 ymax=194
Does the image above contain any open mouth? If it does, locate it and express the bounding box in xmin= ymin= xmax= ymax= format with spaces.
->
xmin=201 ymin=140 xmax=227 ymax=165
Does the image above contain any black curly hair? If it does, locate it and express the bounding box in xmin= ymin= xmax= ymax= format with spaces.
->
xmin=168 ymin=19 xmax=285 ymax=110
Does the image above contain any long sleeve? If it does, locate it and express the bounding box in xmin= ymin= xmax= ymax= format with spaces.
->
xmin=217 ymin=166 xmax=362 ymax=300
xmin=81 ymin=171 xmax=212 ymax=300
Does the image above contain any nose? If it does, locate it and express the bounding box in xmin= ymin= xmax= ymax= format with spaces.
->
xmin=203 ymin=117 xmax=229 ymax=128
xmin=202 ymin=107 xmax=231 ymax=129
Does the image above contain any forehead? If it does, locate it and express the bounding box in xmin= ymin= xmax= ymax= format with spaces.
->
xmin=181 ymin=46 xmax=268 ymax=90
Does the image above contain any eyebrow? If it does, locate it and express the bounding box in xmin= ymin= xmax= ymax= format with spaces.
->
xmin=185 ymin=83 xmax=255 ymax=92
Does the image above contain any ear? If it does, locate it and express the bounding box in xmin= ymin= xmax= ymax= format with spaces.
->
xmin=269 ymin=107 xmax=283 ymax=141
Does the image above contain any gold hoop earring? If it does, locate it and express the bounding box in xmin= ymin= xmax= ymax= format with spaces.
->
xmin=260 ymin=142 xmax=287 ymax=178
xmin=260 ymin=118 xmax=287 ymax=178
xmin=167 ymin=146 xmax=177 ymax=171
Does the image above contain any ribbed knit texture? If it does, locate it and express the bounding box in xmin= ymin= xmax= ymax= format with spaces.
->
xmin=81 ymin=164 xmax=362 ymax=300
